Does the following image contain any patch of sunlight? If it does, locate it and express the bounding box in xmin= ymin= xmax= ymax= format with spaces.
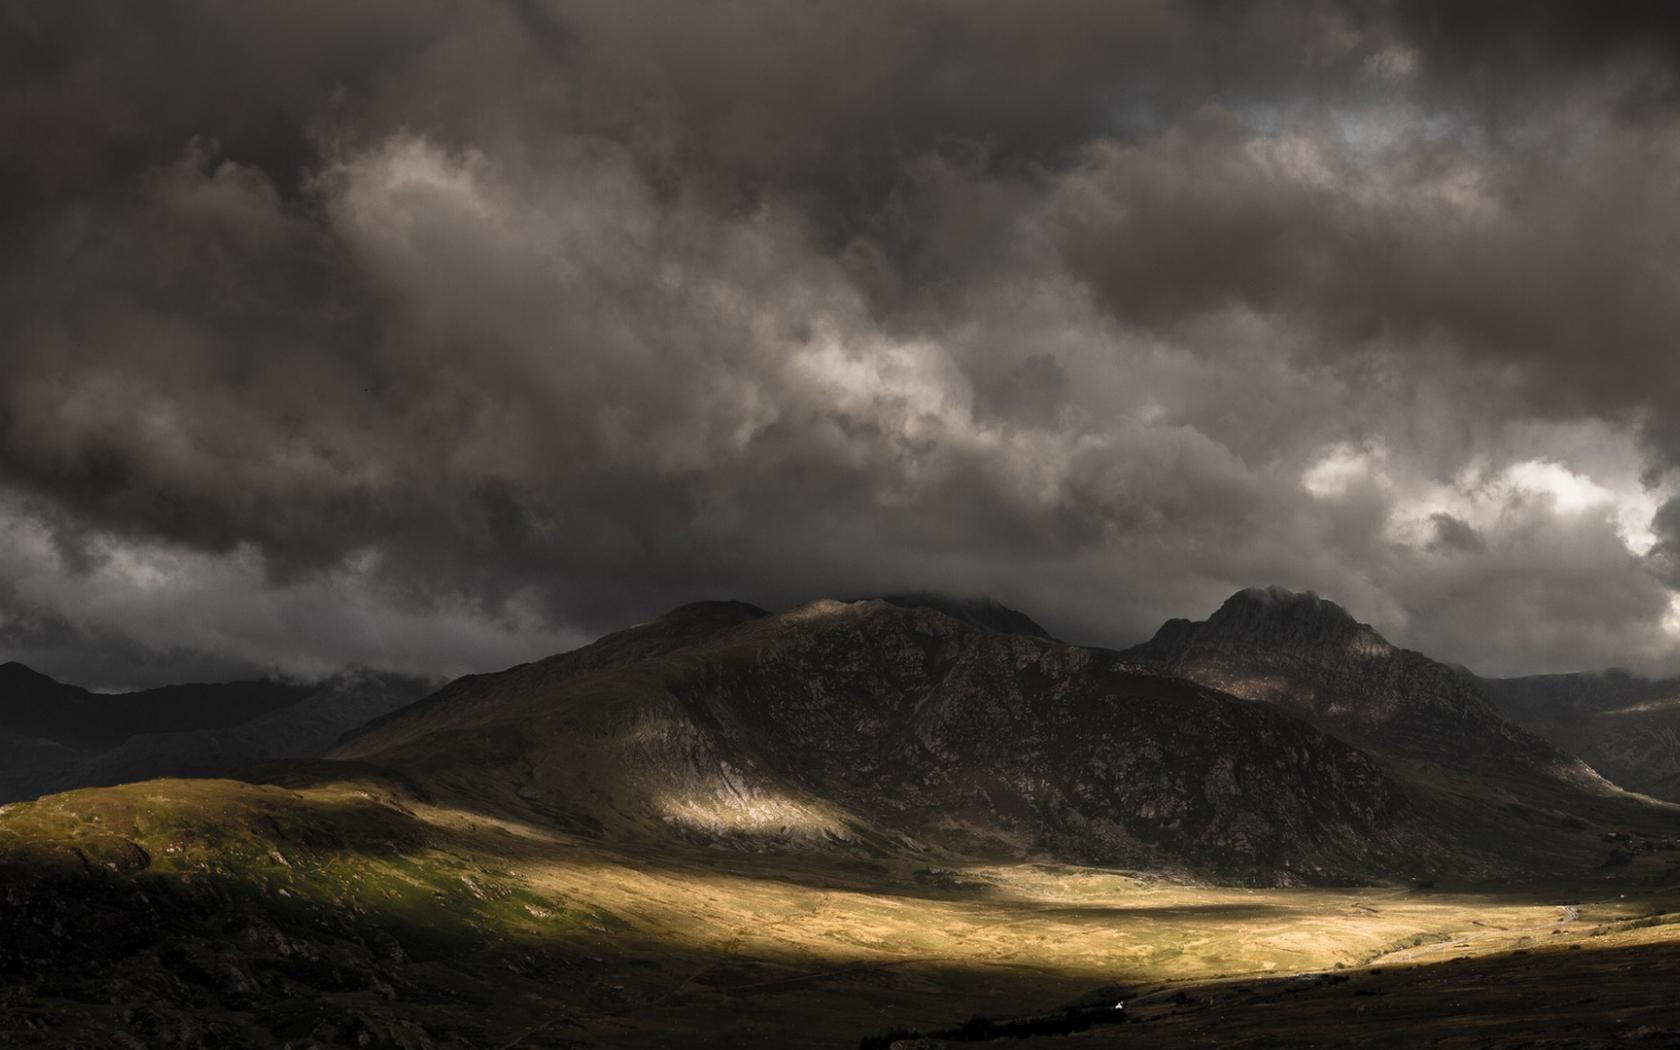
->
xmin=651 ymin=779 xmax=858 ymax=838
xmin=1606 ymin=695 xmax=1680 ymax=717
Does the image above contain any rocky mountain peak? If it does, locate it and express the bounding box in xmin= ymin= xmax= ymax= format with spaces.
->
xmin=1204 ymin=586 xmax=1366 ymax=643
xmin=1133 ymin=586 xmax=1390 ymax=664
xmin=651 ymin=600 xmax=770 ymax=632
xmin=1126 ymin=587 xmax=1593 ymax=784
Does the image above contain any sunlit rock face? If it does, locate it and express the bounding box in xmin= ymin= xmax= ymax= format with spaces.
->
xmin=1126 ymin=587 xmax=1602 ymax=788
xmin=335 ymin=599 xmax=1424 ymax=884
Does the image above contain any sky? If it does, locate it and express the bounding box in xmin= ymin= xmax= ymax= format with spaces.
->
xmin=6 ymin=1 xmax=1680 ymax=688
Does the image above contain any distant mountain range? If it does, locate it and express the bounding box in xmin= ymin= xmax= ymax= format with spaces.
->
xmin=7 ymin=588 xmax=1674 ymax=828
xmin=0 ymin=662 xmax=433 ymax=803
xmin=0 ymin=661 xmax=312 ymax=749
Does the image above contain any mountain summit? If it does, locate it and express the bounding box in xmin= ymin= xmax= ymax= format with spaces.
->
xmin=1137 ymin=587 xmax=1381 ymax=662
xmin=1126 ymin=587 xmax=1603 ymax=796
xmin=1202 ymin=587 xmax=1374 ymax=647
xmin=874 ymin=593 xmax=1056 ymax=640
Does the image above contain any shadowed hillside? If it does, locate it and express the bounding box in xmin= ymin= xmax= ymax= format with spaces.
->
xmin=0 ymin=662 xmax=310 ymax=751
xmin=0 ymin=665 xmax=432 ymax=803
xmin=1484 ymin=670 xmax=1680 ymax=803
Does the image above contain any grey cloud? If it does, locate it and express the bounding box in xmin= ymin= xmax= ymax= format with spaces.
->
xmin=1648 ymin=498 xmax=1680 ymax=589
xmin=3 ymin=1 xmax=1680 ymax=683
xmin=1427 ymin=513 xmax=1485 ymax=553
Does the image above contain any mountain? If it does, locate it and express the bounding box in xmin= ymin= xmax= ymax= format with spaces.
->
xmin=875 ymin=593 xmax=1056 ymax=640
xmin=332 ymin=598 xmax=1421 ymax=882
xmin=1125 ymin=587 xmax=1601 ymax=786
xmin=0 ymin=730 xmax=83 ymax=806
xmin=1119 ymin=587 xmax=1668 ymax=880
xmin=0 ymin=661 xmax=311 ymax=751
xmin=0 ymin=665 xmax=432 ymax=803
xmin=60 ymin=670 xmax=435 ymax=794
xmin=1483 ymin=670 xmax=1680 ymax=802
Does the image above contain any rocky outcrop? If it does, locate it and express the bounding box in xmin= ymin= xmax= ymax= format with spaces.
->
xmin=875 ymin=593 xmax=1057 ymax=640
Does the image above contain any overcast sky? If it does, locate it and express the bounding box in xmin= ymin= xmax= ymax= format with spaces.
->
xmin=6 ymin=2 xmax=1680 ymax=687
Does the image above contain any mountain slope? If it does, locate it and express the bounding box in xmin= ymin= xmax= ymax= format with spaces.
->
xmin=0 ymin=731 xmax=83 ymax=806
xmin=1483 ymin=670 xmax=1680 ymax=802
xmin=60 ymin=670 xmax=434 ymax=794
xmin=0 ymin=667 xmax=431 ymax=803
xmin=0 ymin=662 xmax=312 ymax=751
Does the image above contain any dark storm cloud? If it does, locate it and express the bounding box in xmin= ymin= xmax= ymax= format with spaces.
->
xmin=1388 ymin=1 xmax=1680 ymax=78
xmin=3 ymin=1 xmax=1680 ymax=681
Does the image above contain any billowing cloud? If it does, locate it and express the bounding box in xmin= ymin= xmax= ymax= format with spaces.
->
xmin=3 ymin=1 xmax=1680 ymax=685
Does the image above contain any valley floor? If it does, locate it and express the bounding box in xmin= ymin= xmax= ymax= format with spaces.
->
xmin=4 ymin=777 xmax=1680 ymax=1048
